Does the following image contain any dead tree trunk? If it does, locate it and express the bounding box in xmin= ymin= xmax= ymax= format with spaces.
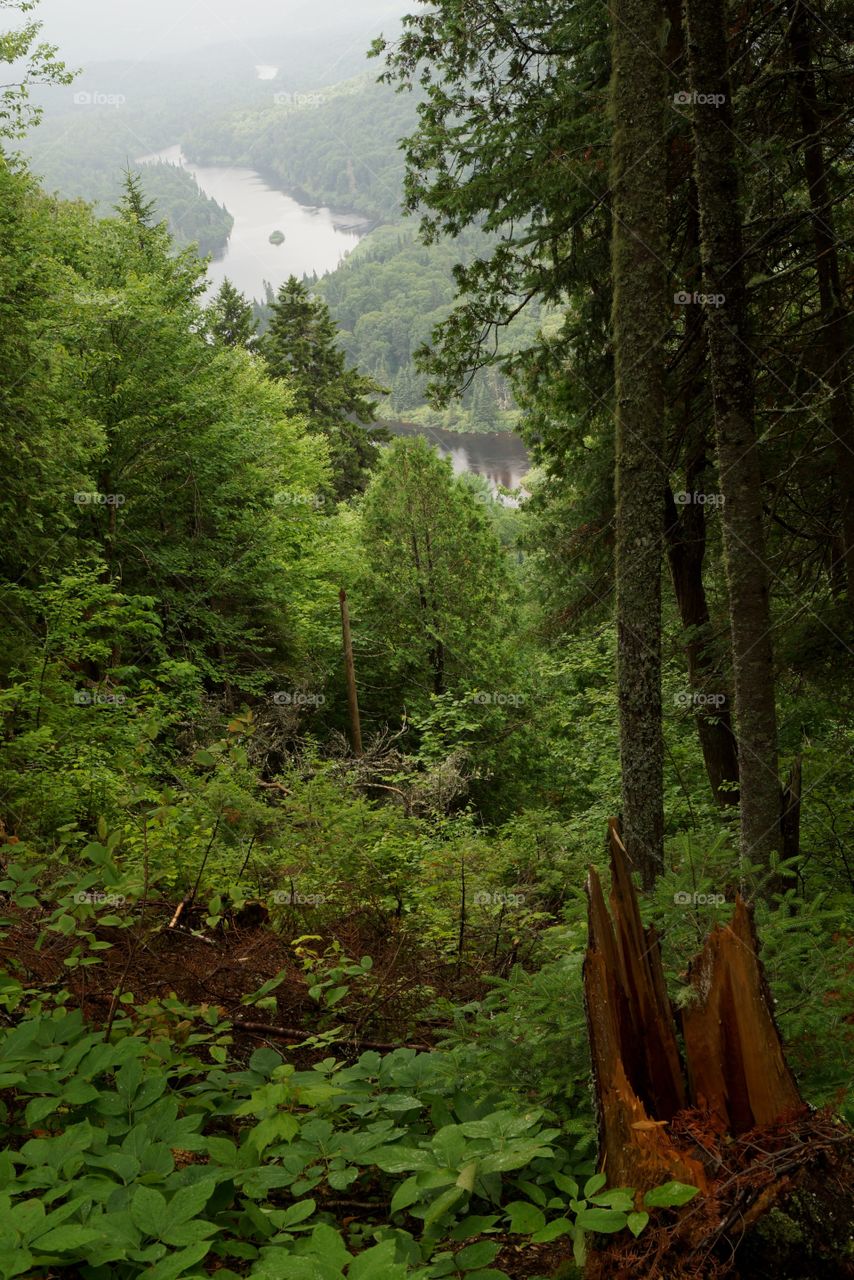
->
xmin=582 ymin=824 xmax=853 ymax=1278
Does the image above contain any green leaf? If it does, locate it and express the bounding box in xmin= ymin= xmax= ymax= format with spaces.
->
xmin=505 ymin=1201 xmax=546 ymax=1234
xmin=582 ymin=1173 xmax=607 ymax=1198
xmin=129 ymin=1185 xmax=171 ymax=1239
xmin=390 ymin=1175 xmax=420 ymax=1214
xmin=590 ymin=1188 xmax=634 ymax=1212
xmin=422 ymin=1185 xmax=466 ymax=1230
xmin=142 ymin=1241 xmax=211 ymax=1280
xmin=24 ymin=1097 xmax=58 ymax=1126
xmin=627 ymin=1211 xmax=649 ymax=1237
xmin=347 ymin=1239 xmax=402 ymax=1279
xmin=449 ymin=1215 xmax=500 ymax=1240
xmin=372 ymin=1148 xmax=434 ymax=1174
xmin=32 ymin=1224 xmax=103 ymax=1252
xmin=307 ymin=1223 xmax=350 ymax=1268
xmin=454 ymin=1240 xmax=500 ymax=1269
xmin=575 ymin=1208 xmax=628 ymax=1234
xmin=531 ymin=1217 xmax=573 ymax=1243
xmin=276 ymin=1199 xmax=317 ymax=1230
xmin=169 ymin=1178 xmax=217 ymax=1224
xmin=552 ymin=1172 xmax=579 ymax=1198
xmin=643 ymin=1181 xmax=699 ymax=1209
xmin=249 ymin=1047 xmax=284 ymax=1076
xmin=161 ymin=1218 xmax=220 ymax=1247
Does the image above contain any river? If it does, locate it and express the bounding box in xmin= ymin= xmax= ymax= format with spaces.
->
xmin=385 ymin=421 xmax=530 ymax=492
xmin=137 ymin=144 xmax=365 ymax=299
xmin=137 ymin=148 xmax=530 ymax=490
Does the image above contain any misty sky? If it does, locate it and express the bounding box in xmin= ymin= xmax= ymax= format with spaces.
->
xmin=37 ymin=0 xmax=408 ymax=64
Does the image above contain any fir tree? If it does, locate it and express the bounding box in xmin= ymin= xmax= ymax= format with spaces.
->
xmin=260 ymin=275 xmax=387 ymax=499
xmin=207 ymin=279 xmax=258 ymax=351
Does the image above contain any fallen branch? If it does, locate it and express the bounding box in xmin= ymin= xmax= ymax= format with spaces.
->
xmin=231 ymin=1018 xmax=431 ymax=1053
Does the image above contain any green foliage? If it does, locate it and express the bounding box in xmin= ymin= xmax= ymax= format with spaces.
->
xmin=355 ymin=437 xmax=514 ymax=715
xmin=314 ymin=222 xmax=538 ymax=431
xmin=0 ymin=0 xmax=74 ymax=139
xmin=0 ymin=984 xmax=685 ymax=1280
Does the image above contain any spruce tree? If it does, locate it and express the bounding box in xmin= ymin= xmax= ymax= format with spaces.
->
xmin=207 ymin=279 xmax=258 ymax=351
xmin=260 ymin=275 xmax=386 ymax=498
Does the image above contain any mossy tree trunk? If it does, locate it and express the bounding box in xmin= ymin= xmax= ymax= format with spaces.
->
xmin=610 ymin=0 xmax=669 ymax=888
xmin=685 ymin=0 xmax=782 ymax=878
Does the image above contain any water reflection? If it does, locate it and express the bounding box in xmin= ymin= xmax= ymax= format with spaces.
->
xmin=385 ymin=421 xmax=530 ymax=491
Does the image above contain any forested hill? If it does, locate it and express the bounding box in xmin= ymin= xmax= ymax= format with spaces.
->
xmin=312 ymin=224 xmax=548 ymax=432
xmin=183 ymin=75 xmax=411 ymax=224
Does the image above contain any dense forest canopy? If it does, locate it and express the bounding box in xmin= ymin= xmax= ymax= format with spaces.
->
xmin=0 ymin=1 xmax=852 ymax=1278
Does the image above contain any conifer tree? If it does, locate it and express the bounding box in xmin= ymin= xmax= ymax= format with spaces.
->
xmin=207 ymin=279 xmax=258 ymax=351
xmin=260 ymin=275 xmax=386 ymax=498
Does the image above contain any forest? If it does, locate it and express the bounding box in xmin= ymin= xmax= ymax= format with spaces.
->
xmin=0 ymin=1 xmax=852 ymax=1279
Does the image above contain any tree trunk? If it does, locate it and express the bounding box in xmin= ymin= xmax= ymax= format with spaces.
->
xmin=610 ymin=0 xmax=668 ymax=888
xmin=665 ymin=483 xmax=740 ymax=805
xmin=789 ymin=0 xmax=854 ymax=613
xmin=339 ymin=589 xmax=363 ymax=756
xmin=685 ymin=0 xmax=782 ymax=876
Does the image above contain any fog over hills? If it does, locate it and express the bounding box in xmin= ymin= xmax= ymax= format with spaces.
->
xmin=37 ymin=0 xmax=407 ymax=65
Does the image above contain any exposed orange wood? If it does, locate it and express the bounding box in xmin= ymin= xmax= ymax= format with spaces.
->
xmin=584 ymin=822 xmax=805 ymax=1195
xmin=681 ymin=897 xmax=803 ymax=1132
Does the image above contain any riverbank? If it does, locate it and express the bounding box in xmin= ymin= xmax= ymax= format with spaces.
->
xmin=376 ymin=400 xmax=522 ymax=437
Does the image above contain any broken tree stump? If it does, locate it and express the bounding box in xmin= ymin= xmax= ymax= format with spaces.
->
xmin=582 ymin=821 xmax=854 ymax=1278
xmin=681 ymin=895 xmax=802 ymax=1134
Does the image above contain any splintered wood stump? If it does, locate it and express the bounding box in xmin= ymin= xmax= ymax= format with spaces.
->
xmin=581 ymin=823 xmax=854 ymax=1278
xmin=585 ymin=825 xmax=706 ymax=1192
xmin=681 ymin=896 xmax=801 ymax=1134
